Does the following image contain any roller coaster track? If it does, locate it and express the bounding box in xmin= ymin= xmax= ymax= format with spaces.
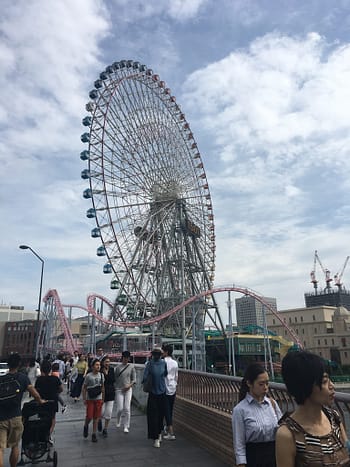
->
xmin=43 ymin=286 xmax=302 ymax=355
xmin=43 ymin=289 xmax=77 ymax=354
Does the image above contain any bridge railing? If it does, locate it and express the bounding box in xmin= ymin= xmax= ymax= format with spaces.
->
xmin=177 ymin=369 xmax=350 ymax=431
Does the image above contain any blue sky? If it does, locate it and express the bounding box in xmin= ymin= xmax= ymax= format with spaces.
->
xmin=1 ymin=0 xmax=350 ymax=322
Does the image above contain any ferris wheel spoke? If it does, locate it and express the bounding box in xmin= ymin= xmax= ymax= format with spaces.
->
xmin=121 ymin=79 xmax=186 ymax=186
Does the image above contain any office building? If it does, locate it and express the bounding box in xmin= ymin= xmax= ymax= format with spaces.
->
xmin=235 ymin=295 xmax=277 ymax=329
xmin=0 ymin=305 xmax=36 ymax=359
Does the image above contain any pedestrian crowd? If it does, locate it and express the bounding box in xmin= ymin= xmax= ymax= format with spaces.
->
xmin=0 ymin=344 xmax=178 ymax=467
xmin=1 ymin=346 xmax=350 ymax=467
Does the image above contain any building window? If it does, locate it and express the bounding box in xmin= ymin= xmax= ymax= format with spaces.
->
xmin=313 ymin=315 xmax=316 ymax=321
xmin=324 ymin=339 xmax=327 ymax=345
xmin=314 ymin=328 xmax=317 ymax=334
xmin=289 ymin=317 xmax=292 ymax=324
xmin=272 ymin=319 xmax=275 ymax=324
xmin=342 ymin=338 xmax=346 ymax=347
xmin=301 ymin=316 xmax=303 ymax=322
xmin=332 ymin=339 xmax=335 ymax=345
xmin=345 ymin=352 xmax=348 ymax=358
xmin=296 ymin=329 xmax=299 ymax=334
xmin=319 ymin=352 xmax=322 ymax=356
xmin=318 ymin=339 xmax=321 ymax=345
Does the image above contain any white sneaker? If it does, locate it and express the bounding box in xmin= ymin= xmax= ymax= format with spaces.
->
xmin=158 ymin=434 xmax=162 ymax=442
xmin=123 ymin=427 xmax=129 ymax=433
xmin=153 ymin=439 xmax=160 ymax=448
xmin=116 ymin=421 xmax=121 ymax=428
xmin=163 ymin=433 xmax=176 ymax=440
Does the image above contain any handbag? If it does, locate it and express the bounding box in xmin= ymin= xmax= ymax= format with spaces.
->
xmin=142 ymin=362 xmax=153 ymax=393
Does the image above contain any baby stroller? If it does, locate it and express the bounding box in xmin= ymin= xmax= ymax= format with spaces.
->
xmin=18 ymin=400 xmax=58 ymax=466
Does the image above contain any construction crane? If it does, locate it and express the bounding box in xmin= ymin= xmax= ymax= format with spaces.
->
xmin=310 ymin=250 xmax=333 ymax=292
xmin=310 ymin=252 xmax=318 ymax=291
xmin=334 ymin=256 xmax=350 ymax=290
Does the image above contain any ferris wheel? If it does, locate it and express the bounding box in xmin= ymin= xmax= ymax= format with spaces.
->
xmin=80 ymin=59 xmax=218 ymax=337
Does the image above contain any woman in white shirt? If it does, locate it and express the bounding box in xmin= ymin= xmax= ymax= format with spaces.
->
xmin=162 ymin=344 xmax=178 ymax=440
xmin=232 ymin=362 xmax=282 ymax=467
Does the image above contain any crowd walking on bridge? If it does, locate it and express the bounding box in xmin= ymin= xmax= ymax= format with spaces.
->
xmin=1 ymin=346 xmax=350 ymax=467
xmin=0 ymin=344 xmax=178 ymax=467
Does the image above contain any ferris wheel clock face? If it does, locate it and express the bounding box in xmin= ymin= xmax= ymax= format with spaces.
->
xmin=80 ymin=60 xmax=215 ymax=334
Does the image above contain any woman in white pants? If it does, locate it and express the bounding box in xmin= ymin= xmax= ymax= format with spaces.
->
xmin=98 ymin=356 xmax=115 ymax=437
xmin=115 ymin=351 xmax=136 ymax=433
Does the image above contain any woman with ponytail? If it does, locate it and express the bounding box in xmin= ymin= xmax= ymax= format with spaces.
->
xmin=232 ymin=362 xmax=282 ymax=467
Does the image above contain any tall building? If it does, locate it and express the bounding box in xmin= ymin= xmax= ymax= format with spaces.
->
xmin=2 ymin=320 xmax=36 ymax=359
xmin=235 ymin=295 xmax=277 ymax=329
xmin=304 ymin=289 xmax=350 ymax=311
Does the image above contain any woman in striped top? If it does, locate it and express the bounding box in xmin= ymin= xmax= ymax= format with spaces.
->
xmin=276 ymin=351 xmax=350 ymax=467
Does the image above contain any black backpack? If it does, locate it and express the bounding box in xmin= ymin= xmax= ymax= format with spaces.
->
xmin=0 ymin=374 xmax=22 ymax=406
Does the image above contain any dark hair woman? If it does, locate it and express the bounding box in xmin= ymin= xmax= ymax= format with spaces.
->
xmin=276 ymin=351 xmax=350 ymax=467
xmin=98 ymin=356 xmax=115 ymax=437
xmin=232 ymin=362 xmax=282 ymax=467
xmin=70 ymin=354 xmax=88 ymax=402
xmin=142 ymin=347 xmax=167 ymax=448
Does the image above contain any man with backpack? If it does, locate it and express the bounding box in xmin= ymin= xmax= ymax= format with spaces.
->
xmin=0 ymin=353 xmax=44 ymax=467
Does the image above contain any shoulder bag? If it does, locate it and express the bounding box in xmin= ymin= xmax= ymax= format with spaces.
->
xmin=87 ymin=373 xmax=104 ymax=399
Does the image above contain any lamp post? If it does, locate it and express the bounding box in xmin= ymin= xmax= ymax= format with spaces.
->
xmin=19 ymin=245 xmax=44 ymax=359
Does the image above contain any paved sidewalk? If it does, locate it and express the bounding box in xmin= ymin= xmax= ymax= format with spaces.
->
xmin=4 ymin=390 xmax=228 ymax=467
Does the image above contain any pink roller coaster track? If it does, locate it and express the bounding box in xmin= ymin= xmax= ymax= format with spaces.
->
xmin=43 ymin=287 xmax=302 ymax=355
xmin=43 ymin=289 xmax=76 ymax=355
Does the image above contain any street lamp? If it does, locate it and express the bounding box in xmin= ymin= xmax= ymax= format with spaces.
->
xmin=19 ymin=245 xmax=44 ymax=359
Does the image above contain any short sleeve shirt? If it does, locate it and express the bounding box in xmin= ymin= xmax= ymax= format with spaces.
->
xmin=35 ymin=375 xmax=61 ymax=413
xmin=84 ymin=372 xmax=104 ymax=400
xmin=35 ymin=375 xmax=61 ymax=403
xmin=0 ymin=371 xmax=30 ymax=421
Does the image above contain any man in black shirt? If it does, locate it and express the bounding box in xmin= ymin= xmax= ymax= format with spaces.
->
xmin=35 ymin=360 xmax=63 ymax=441
xmin=0 ymin=353 xmax=44 ymax=467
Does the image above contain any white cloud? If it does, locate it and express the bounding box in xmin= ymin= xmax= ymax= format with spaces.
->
xmin=0 ymin=0 xmax=112 ymax=309
xmin=181 ymin=32 xmax=350 ymax=310
xmin=2 ymin=1 xmax=350 ymax=322
xmin=0 ymin=0 xmax=110 ymax=165
xmin=183 ymin=32 xmax=350 ymax=214
xmin=110 ymin=0 xmax=207 ymax=21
